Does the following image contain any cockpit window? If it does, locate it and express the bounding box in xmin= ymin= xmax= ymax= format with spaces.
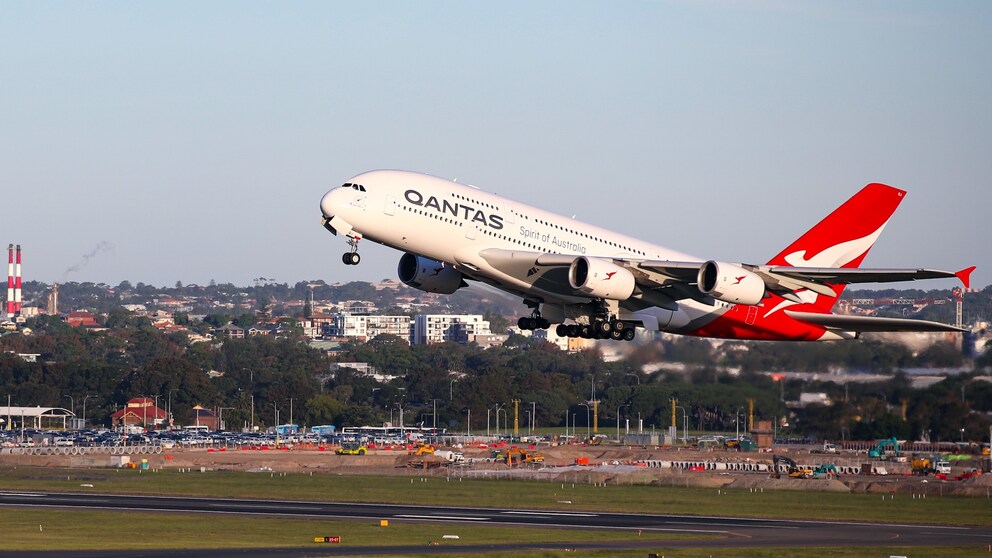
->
xmin=341 ymin=183 xmax=352 ymax=188
xmin=341 ymin=183 xmax=366 ymax=191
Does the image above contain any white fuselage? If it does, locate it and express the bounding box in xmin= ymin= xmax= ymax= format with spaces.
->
xmin=320 ymin=170 xmax=718 ymax=332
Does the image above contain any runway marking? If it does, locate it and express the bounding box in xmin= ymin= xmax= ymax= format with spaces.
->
xmin=0 ymin=493 xmax=46 ymax=497
xmin=666 ymin=521 xmax=798 ymax=530
xmin=923 ymin=531 xmax=992 ymax=539
xmin=394 ymin=514 xmax=490 ymax=521
xmin=207 ymin=503 xmax=323 ymax=511
xmin=501 ymin=511 xmax=598 ymax=517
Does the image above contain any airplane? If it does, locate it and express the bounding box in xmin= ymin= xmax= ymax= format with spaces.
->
xmin=320 ymin=170 xmax=974 ymax=342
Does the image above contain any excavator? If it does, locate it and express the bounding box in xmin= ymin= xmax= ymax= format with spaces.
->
xmin=506 ymin=447 xmax=545 ymax=466
xmin=869 ymin=437 xmax=900 ymax=459
xmin=772 ymin=455 xmax=814 ymax=479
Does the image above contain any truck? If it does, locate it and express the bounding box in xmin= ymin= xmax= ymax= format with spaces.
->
xmin=911 ymin=456 xmax=951 ymax=476
xmin=812 ymin=443 xmax=838 ymax=454
xmin=433 ymin=450 xmax=465 ymax=463
xmin=812 ymin=464 xmax=841 ymax=478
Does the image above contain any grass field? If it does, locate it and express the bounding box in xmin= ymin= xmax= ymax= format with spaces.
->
xmin=0 ymin=466 xmax=989 ymax=556
xmin=0 ymin=466 xmax=988 ymax=526
xmin=0 ymin=508 xmax=688 ymax=551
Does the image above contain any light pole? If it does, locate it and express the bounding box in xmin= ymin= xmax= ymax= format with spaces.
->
xmin=218 ymin=407 xmax=234 ymax=431
xmin=676 ymin=406 xmax=688 ymax=446
xmin=530 ymin=401 xmax=536 ymax=434
xmin=287 ymin=398 xmax=294 ymax=427
xmin=168 ymin=388 xmax=179 ymax=429
xmin=579 ymin=403 xmax=591 ymax=439
xmin=616 ymin=404 xmax=630 ymax=440
xmin=449 ymin=378 xmax=458 ymax=401
xmin=492 ymin=403 xmax=504 ymax=437
xmin=431 ymin=399 xmax=440 ymax=430
xmin=64 ymin=395 xmax=74 ymax=428
xmin=735 ymin=406 xmax=743 ymax=441
xmin=495 ymin=404 xmax=506 ymax=437
xmin=465 ymin=408 xmax=471 ymax=436
xmin=273 ymin=403 xmax=280 ymax=444
xmin=82 ymin=395 xmax=93 ymax=430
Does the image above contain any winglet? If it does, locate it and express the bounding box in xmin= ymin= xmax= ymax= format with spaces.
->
xmin=956 ymin=266 xmax=976 ymax=289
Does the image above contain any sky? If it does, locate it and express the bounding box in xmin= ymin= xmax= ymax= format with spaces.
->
xmin=1 ymin=2 xmax=989 ymax=292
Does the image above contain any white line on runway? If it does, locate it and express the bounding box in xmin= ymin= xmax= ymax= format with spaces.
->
xmin=501 ymin=511 xmax=598 ymax=517
xmin=0 ymin=493 xmax=46 ymax=497
xmin=394 ymin=514 xmax=490 ymax=521
xmin=666 ymin=521 xmax=799 ymax=530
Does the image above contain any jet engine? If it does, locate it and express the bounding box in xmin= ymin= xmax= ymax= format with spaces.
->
xmin=397 ymin=253 xmax=467 ymax=295
xmin=568 ymin=257 xmax=636 ymax=300
xmin=697 ymin=260 xmax=765 ymax=305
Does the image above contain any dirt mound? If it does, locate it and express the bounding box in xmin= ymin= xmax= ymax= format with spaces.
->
xmin=727 ymin=476 xmax=850 ymax=493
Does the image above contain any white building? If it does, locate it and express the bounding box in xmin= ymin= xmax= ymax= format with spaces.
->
xmin=413 ymin=314 xmax=491 ymax=345
xmin=326 ymin=313 xmax=412 ymax=342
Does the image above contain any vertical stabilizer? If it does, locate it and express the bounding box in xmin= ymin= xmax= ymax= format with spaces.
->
xmin=767 ymin=184 xmax=906 ymax=311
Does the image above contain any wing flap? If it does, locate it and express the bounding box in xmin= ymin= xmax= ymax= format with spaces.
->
xmin=764 ymin=266 xmax=967 ymax=285
xmin=785 ymin=310 xmax=966 ymax=333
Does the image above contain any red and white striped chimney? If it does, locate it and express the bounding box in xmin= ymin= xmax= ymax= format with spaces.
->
xmin=6 ymin=244 xmax=13 ymax=317
xmin=14 ymin=245 xmax=22 ymax=315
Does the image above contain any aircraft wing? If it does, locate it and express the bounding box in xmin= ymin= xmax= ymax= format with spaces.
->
xmin=784 ymin=311 xmax=967 ymax=333
xmin=479 ymin=249 xmax=973 ymax=308
xmin=760 ymin=266 xmax=975 ymax=287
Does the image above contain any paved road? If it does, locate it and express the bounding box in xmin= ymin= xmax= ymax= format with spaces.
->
xmin=2 ymin=490 xmax=990 ymax=556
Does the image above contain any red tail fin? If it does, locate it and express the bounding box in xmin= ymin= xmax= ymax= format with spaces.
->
xmin=767 ymin=183 xmax=906 ymax=311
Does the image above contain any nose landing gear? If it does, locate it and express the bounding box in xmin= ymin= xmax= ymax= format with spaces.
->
xmin=342 ymin=236 xmax=362 ymax=266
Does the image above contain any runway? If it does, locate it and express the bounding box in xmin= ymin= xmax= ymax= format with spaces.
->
xmin=2 ymin=490 xmax=990 ymax=556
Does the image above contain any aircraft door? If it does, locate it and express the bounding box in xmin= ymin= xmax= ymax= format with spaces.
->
xmin=745 ymin=306 xmax=758 ymax=325
xmin=384 ymin=195 xmax=397 ymax=216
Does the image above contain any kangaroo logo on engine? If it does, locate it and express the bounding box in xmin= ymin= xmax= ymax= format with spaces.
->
xmin=405 ymin=189 xmax=504 ymax=230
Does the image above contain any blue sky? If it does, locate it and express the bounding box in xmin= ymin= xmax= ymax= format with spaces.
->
xmin=1 ymin=2 xmax=989 ymax=290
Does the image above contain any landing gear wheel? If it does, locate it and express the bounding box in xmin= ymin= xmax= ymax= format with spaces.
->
xmin=622 ymin=328 xmax=635 ymax=341
xmin=556 ymin=324 xmax=568 ymax=337
xmin=537 ymin=318 xmax=551 ymax=330
xmin=613 ymin=320 xmax=626 ymax=331
xmin=595 ymin=320 xmax=612 ymax=335
xmin=610 ymin=329 xmax=624 ymax=340
xmin=342 ymin=252 xmax=361 ymax=265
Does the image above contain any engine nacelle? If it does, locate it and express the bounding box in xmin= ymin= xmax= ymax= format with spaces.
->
xmin=397 ymin=253 xmax=466 ymax=295
xmin=697 ymin=260 xmax=765 ymax=305
xmin=568 ymin=257 xmax=636 ymax=300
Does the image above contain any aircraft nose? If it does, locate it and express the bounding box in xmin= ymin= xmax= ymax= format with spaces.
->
xmin=320 ymin=188 xmax=340 ymax=218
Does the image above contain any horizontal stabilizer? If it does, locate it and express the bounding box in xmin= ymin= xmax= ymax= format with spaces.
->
xmin=785 ymin=311 xmax=966 ymax=333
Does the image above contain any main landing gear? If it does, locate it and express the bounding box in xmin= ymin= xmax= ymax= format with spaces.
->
xmin=518 ymin=314 xmax=636 ymax=342
xmin=553 ymin=318 xmax=636 ymax=342
xmin=342 ymin=236 xmax=361 ymax=266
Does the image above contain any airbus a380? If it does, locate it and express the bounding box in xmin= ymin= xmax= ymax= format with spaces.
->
xmin=320 ymin=170 xmax=974 ymax=342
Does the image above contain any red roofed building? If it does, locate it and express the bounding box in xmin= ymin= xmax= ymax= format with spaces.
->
xmin=66 ymin=311 xmax=102 ymax=328
xmin=111 ymin=397 xmax=168 ymax=428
